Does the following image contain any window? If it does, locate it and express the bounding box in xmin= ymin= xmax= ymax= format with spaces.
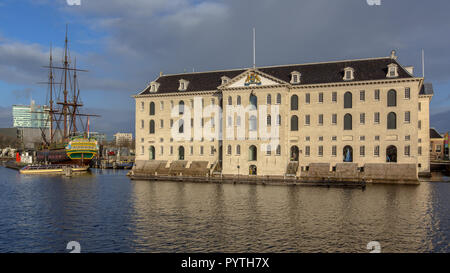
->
xmin=249 ymin=145 xmax=257 ymax=161
xmin=150 ymin=102 xmax=155 ymax=115
xmin=190 ymin=146 xmax=193 ymax=155
xmin=387 ymin=89 xmax=397 ymax=107
xmin=276 ymin=145 xmax=281 ymax=155
xmin=250 ymin=115 xmax=257 ymax=131
xmin=161 ymin=146 xmax=164 ymax=155
xmin=332 ymin=136 xmax=337 ymax=141
xmin=332 ymin=92 xmax=337 ymax=102
xmin=250 ymin=94 xmax=257 ymax=109
xmin=344 ymin=114 xmax=352 ymax=130
xmin=237 ymin=96 xmax=241 ymax=105
xmin=318 ymin=136 xmax=323 ymax=141
xmin=160 ymin=101 xmax=164 ymax=111
xmin=179 ymin=100 xmax=184 ymax=115
xmin=170 ymin=119 xmax=174 ymax=128
xmin=227 ymin=116 xmax=232 ymax=127
xmin=267 ymin=94 xmax=272 ymax=104
xmin=267 ymin=115 xmax=271 ymax=126
xmin=200 ymin=146 xmax=204 ymax=155
xmin=375 ymin=135 xmax=380 ymax=141
xmin=149 ymin=120 xmax=155 ymax=134
xmin=211 ymin=98 xmax=215 ymax=106
xmin=190 ymin=118 xmax=193 ymax=128
xmin=418 ymin=120 xmax=422 ymax=129
xmin=387 ymin=63 xmax=398 ymax=78
xmin=305 ymin=93 xmax=310 ymax=104
xmin=418 ymin=102 xmax=421 ymax=111
xmin=318 ymin=114 xmax=323 ymax=125
xmin=418 ymin=147 xmax=422 ymax=156
xmin=141 ymin=120 xmax=144 ymax=129
xmin=374 ymin=112 xmax=380 ymax=124
xmin=170 ymin=146 xmax=174 ymax=155
xmin=405 ymin=135 xmax=411 ymax=141
xmin=405 ymin=111 xmax=410 ymax=123
xmin=266 ymin=145 xmax=271 ymax=155
xmin=360 ymin=113 xmax=365 ymax=124
xmin=374 ymin=146 xmax=380 ymax=157
xmin=405 ymin=145 xmax=411 ymax=156
xmin=291 ymin=95 xmax=299 ymax=110
xmin=305 ymin=146 xmax=310 ymax=157
xmin=178 ymin=119 xmax=184 ymax=133
xmin=360 ymin=146 xmax=365 ymax=157
xmin=277 ymin=115 xmax=281 ymax=126
xmin=141 ymin=146 xmax=144 ymax=155
xmin=228 ymin=96 xmax=232 ymax=105
xmin=387 ymin=112 xmax=397 ymax=129
xmin=140 ymin=101 xmax=144 ymax=111
xmin=276 ymin=93 xmax=281 ymax=104
xmin=405 ymin=88 xmax=410 ymax=99
xmin=332 ymin=146 xmax=337 ymax=156
xmin=344 ymin=92 xmax=352 ymax=108
xmin=318 ymin=92 xmax=323 ymax=103
xmin=318 ymin=146 xmax=323 ymax=157
xmin=437 ymin=145 xmax=442 ymax=153
xmin=236 ymin=116 xmax=241 ymax=126
xmin=305 ymin=115 xmax=310 ymax=126
xmin=236 ymin=145 xmax=241 ymax=155
xmin=360 ymin=90 xmax=365 ymax=101
xmin=332 ymin=114 xmax=337 ymax=125
xmin=360 ymin=136 xmax=365 ymax=141
xmin=227 ymin=145 xmax=232 ymax=155
xmin=305 ymin=136 xmax=310 ymax=141
xmin=344 ymin=67 xmax=355 ymax=80
xmin=178 ymin=79 xmax=189 ymax=91
xmin=374 ymin=89 xmax=380 ymax=101
xmin=291 ymin=115 xmax=299 ymax=131
xmin=291 ymin=71 xmax=301 ymax=83
xmin=160 ymin=120 xmax=164 ymax=128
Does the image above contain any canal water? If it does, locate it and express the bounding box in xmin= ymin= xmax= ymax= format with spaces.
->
xmin=0 ymin=167 xmax=448 ymax=253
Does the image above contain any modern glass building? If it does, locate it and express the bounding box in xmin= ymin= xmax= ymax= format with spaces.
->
xmin=12 ymin=101 xmax=50 ymax=129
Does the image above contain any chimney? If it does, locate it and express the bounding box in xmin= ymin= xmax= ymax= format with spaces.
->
xmin=404 ymin=66 xmax=414 ymax=76
xmin=159 ymin=71 xmax=163 ymax=77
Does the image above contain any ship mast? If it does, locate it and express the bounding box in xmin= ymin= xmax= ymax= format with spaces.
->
xmin=73 ymin=57 xmax=77 ymax=133
xmin=63 ymin=24 xmax=69 ymax=140
xmin=49 ymin=44 xmax=54 ymax=144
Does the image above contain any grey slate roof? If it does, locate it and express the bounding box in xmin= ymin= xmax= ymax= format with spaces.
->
xmin=430 ymin=128 xmax=443 ymax=139
xmin=139 ymin=57 xmax=414 ymax=95
xmin=419 ymin=83 xmax=434 ymax=95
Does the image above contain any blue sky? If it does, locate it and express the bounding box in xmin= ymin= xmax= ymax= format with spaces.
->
xmin=1 ymin=0 xmax=450 ymax=136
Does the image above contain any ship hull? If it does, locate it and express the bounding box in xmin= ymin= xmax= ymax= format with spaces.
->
xmin=36 ymin=148 xmax=94 ymax=165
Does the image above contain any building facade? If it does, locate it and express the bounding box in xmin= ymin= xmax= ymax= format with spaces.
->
xmin=13 ymin=101 xmax=50 ymax=129
xmin=429 ymin=128 xmax=444 ymax=160
xmin=114 ymin=132 xmax=133 ymax=146
xmin=134 ymin=51 xmax=433 ymax=177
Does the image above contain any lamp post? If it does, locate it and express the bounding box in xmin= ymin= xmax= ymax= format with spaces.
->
xmin=237 ymin=165 xmax=240 ymax=180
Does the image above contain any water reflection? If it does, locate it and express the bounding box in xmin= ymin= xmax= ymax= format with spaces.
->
xmin=0 ymin=167 xmax=448 ymax=253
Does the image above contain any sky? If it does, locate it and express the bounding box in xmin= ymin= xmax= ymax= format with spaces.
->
xmin=0 ymin=0 xmax=449 ymax=137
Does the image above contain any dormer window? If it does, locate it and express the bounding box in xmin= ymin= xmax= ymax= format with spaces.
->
xmin=178 ymin=79 xmax=189 ymax=91
xmin=343 ymin=67 xmax=355 ymax=81
xmin=387 ymin=63 xmax=399 ymax=78
xmin=149 ymin=81 xmax=160 ymax=92
xmin=290 ymin=71 xmax=301 ymax=84
xmin=221 ymin=76 xmax=230 ymax=85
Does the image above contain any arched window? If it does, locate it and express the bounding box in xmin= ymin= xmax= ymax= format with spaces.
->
xmin=150 ymin=102 xmax=155 ymax=115
xmin=149 ymin=146 xmax=155 ymax=160
xmin=291 ymin=115 xmax=299 ymax=131
xmin=267 ymin=115 xmax=271 ymax=126
xmin=276 ymin=93 xmax=281 ymax=104
xmin=236 ymin=145 xmax=241 ymax=155
xmin=266 ymin=144 xmax=271 ymax=155
xmin=178 ymin=146 xmax=185 ymax=160
xmin=267 ymin=94 xmax=272 ymax=104
xmin=387 ymin=89 xmax=397 ymax=107
xmin=387 ymin=112 xmax=396 ymax=129
xmin=249 ymin=115 xmax=257 ymax=131
xmin=343 ymin=146 xmax=353 ymax=162
xmin=237 ymin=95 xmax=241 ymax=105
xmin=250 ymin=94 xmax=257 ymax=109
xmin=344 ymin=114 xmax=352 ymax=130
xmin=228 ymin=96 xmax=232 ymax=105
xmin=179 ymin=100 xmax=184 ymax=115
xmin=291 ymin=95 xmax=298 ymax=110
xmin=277 ymin=115 xmax=281 ymax=126
xmin=249 ymin=145 xmax=257 ymax=161
xmin=344 ymin=92 xmax=352 ymax=108
xmin=386 ymin=145 xmax=397 ymax=162
xmin=227 ymin=145 xmax=232 ymax=155
xmin=149 ymin=120 xmax=155 ymax=134
xmin=276 ymin=145 xmax=281 ymax=155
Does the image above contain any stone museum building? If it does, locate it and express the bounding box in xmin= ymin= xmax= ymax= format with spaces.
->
xmin=133 ymin=51 xmax=433 ymax=181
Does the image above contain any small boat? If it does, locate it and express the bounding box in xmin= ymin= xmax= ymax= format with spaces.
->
xmin=19 ymin=164 xmax=89 ymax=175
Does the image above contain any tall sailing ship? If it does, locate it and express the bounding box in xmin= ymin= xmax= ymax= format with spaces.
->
xmin=36 ymin=26 xmax=99 ymax=166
